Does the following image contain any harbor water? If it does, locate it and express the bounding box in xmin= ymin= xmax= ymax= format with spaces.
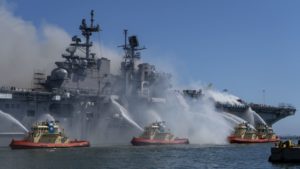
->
xmin=1 ymin=143 xmax=299 ymax=169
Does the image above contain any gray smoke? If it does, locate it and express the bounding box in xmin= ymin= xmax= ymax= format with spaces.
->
xmin=93 ymin=42 xmax=122 ymax=75
xmin=0 ymin=6 xmax=68 ymax=87
xmin=0 ymin=6 xmax=122 ymax=88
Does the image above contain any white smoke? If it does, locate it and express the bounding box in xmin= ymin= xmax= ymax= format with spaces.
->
xmin=92 ymin=42 xmax=122 ymax=75
xmin=37 ymin=113 xmax=55 ymax=122
xmin=0 ymin=6 xmax=69 ymax=87
xmin=177 ymin=82 xmax=244 ymax=106
xmin=203 ymin=89 xmax=243 ymax=106
xmin=0 ymin=5 xmax=123 ymax=87
xmin=166 ymin=92 xmax=234 ymax=144
xmin=127 ymin=89 xmax=236 ymax=145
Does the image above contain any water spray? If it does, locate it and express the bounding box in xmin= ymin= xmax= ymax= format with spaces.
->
xmin=110 ymin=96 xmax=144 ymax=132
xmin=0 ymin=110 xmax=28 ymax=133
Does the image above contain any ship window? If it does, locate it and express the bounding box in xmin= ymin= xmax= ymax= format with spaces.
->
xmin=5 ymin=104 xmax=9 ymax=109
xmin=27 ymin=110 xmax=35 ymax=116
xmin=11 ymin=104 xmax=14 ymax=109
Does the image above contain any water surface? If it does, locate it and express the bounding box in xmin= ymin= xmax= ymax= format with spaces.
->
xmin=0 ymin=143 xmax=299 ymax=169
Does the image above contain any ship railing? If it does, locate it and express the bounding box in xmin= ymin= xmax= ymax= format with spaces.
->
xmin=249 ymin=102 xmax=295 ymax=109
xmin=278 ymin=103 xmax=295 ymax=109
xmin=0 ymin=86 xmax=33 ymax=92
xmin=216 ymin=102 xmax=248 ymax=109
xmin=52 ymin=87 xmax=98 ymax=96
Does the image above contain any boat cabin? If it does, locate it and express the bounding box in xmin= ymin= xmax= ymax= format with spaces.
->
xmin=31 ymin=121 xmax=61 ymax=135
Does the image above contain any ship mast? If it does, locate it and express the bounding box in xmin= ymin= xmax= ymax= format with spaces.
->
xmin=122 ymin=30 xmax=145 ymax=71
xmin=71 ymin=10 xmax=100 ymax=59
xmin=120 ymin=30 xmax=145 ymax=96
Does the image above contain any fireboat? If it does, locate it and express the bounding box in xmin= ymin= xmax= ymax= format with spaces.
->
xmin=10 ymin=121 xmax=90 ymax=149
xmin=131 ymin=121 xmax=189 ymax=146
xmin=228 ymin=122 xmax=279 ymax=143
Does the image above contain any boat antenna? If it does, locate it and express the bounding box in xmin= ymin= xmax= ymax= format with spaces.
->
xmin=73 ymin=10 xmax=100 ymax=59
xmin=124 ymin=29 xmax=128 ymax=50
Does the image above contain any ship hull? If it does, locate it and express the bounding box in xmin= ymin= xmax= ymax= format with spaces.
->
xmin=228 ymin=136 xmax=280 ymax=144
xmin=10 ymin=139 xmax=90 ymax=149
xmin=131 ymin=137 xmax=189 ymax=146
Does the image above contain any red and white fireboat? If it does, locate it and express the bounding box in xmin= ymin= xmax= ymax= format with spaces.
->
xmin=131 ymin=121 xmax=189 ymax=146
xmin=10 ymin=121 xmax=90 ymax=149
xmin=228 ymin=123 xmax=280 ymax=143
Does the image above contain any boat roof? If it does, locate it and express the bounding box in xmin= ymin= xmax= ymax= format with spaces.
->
xmin=32 ymin=121 xmax=60 ymax=128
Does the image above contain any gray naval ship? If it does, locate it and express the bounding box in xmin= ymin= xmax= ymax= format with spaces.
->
xmin=0 ymin=11 xmax=296 ymax=141
xmin=0 ymin=11 xmax=173 ymax=141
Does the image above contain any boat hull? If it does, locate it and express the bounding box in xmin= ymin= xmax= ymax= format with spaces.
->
xmin=131 ymin=137 xmax=189 ymax=146
xmin=269 ymin=140 xmax=300 ymax=163
xmin=228 ymin=136 xmax=280 ymax=144
xmin=10 ymin=139 xmax=90 ymax=149
xmin=268 ymin=147 xmax=300 ymax=163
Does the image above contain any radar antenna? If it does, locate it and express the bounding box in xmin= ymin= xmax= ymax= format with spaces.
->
xmin=71 ymin=10 xmax=101 ymax=59
xmin=120 ymin=30 xmax=146 ymax=71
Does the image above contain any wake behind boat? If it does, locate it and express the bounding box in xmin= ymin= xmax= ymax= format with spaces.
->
xmin=10 ymin=121 xmax=89 ymax=149
xmin=131 ymin=121 xmax=189 ymax=146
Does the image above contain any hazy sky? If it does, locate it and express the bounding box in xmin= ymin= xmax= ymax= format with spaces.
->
xmin=2 ymin=0 xmax=300 ymax=135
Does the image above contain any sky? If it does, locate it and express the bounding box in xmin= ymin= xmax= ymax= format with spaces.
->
xmin=1 ymin=0 xmax=300 ymax=135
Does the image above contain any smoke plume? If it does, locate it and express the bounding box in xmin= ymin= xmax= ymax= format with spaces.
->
xmin=0 ymin=6 xmax=122 ymax=88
